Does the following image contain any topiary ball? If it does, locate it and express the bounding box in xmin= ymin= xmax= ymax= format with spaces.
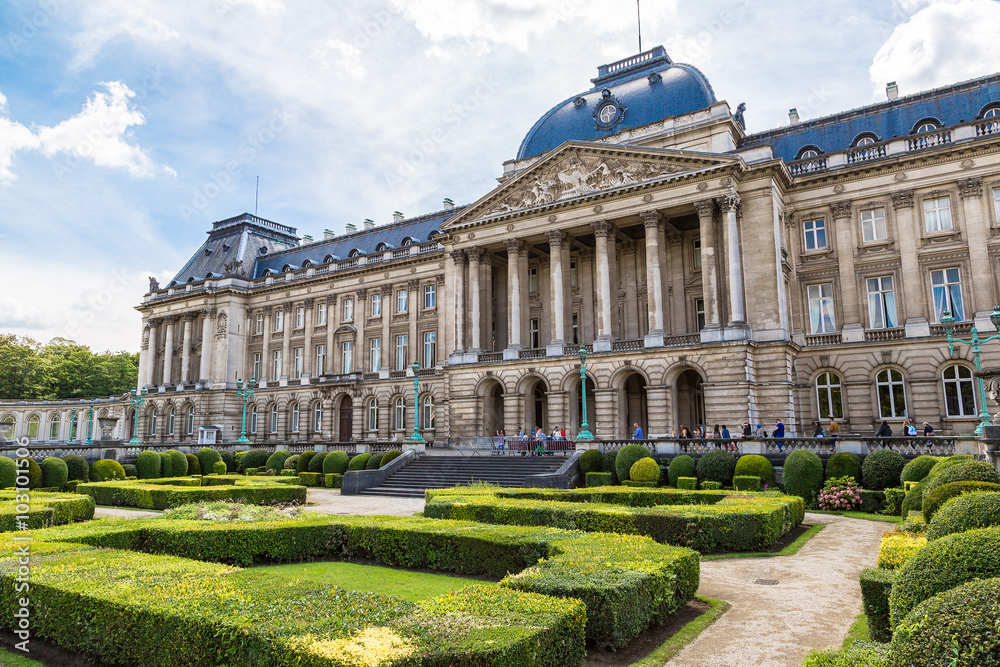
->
xmin=296 ymin=451 xmax=316 ymax=474
xmin=923 ymin=461 xmax=1000 ymax=500
xmin=89 ymin=458 xmax=126 ymax=482
xmin=122 ymin=464 xmax=137 ymax=478
xmin=783 ymin=450 xmax=824 ymax=505
xmin=62 ymin=454 xmax=89 ymax=481
xmin=185 ymin=453 xmax=201 ymax=475
xmin=266 ymin=450 xmax=291 ymax=472
xmin=696 ymin=450 xmax=737 ymax=486
xmin=164 ymin=449 xmax=188 ymax=477
xmin=239 ymin=448 xmax=269 ymax=473
xmin=923 ymin=481 xmax=1000 ymax=524
xmin=889 ymin=577 xmax=1000 ymax=666
xmin=196 ymin=448 xmax=222 ymax=476
xmin=629 ymin=457 xmax=661 ymax=484
xmin=900 ymin=455 xmax=938 ymax=485
xmin=218 ymin=450 xmax=236 ymax=473
xmin=40 ymin=457 xmax=68 ymax=489
xmin=16 ymin=458 xmax=43 ymax=488
xmin=615 ymin=443 xmax=651 ymax=482
xmin=135 ymin=450 xmax=162 ymax=479
xmin=322 ymin=451 xmax=350 ymax=475
xmin=380 ymin=450 xmax=401 ymax=467
xmin=861 ymin=449 xmax=906 ymax=491
xmin=889 ymin=527 xmax=1000 ymax=627
xmin=211 ymin=460 xmax=227 ymax=475
xmin=348 ymin=453 xmax=371 ymax=470
xmin=283 ymin=455 xmax=299 ymax=470
xmin=734 ymin=454 xmax=775 ymax=487
xmin=365 ymin=453 xmax=383 ymax=470
xmin=927 ymin=490 xmax=1000 ymax=540
xmin=825 ymin=452 xmax=862 ymax=482
xmin=580 ymin=449 xmax=603 ymax=474
xmin=601 ymin=450 xmax=619 ymax=484
xmin=0 ymin=457 xmax=16 ymax=489
xmin=668 ymin=455 xmax=696 ymax=487
xmin=309 ymin=452 xmax=328 ymax=472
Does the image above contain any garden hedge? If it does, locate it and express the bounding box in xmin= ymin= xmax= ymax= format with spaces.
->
xmin=238 ymin=448 xmax=269 ymax=473
xmin=922 ymin=480 xmax=1000 ymax=524
xmin=380 ymin=450 xmax=402 ymax=467
xmin=877 ymin=532 xmax=926 ymax=570
xmin=219 ymin=449 xmax=236 ymax=473
xmin=17 ymin=458 xmax=43 ymax=488
xmin=900 ymin=454 xmax=937 ymax=485
xmin=860 ymin=567 xmax=897 ymax=643
xmin=699 ymin=481 xmax=723 ymax=491
xmin=324 ymin=473 xmax=343 ymax=489
xmin=196 ymin=448 xmax=222 ymax=476
xmin=861 ymin=449 xmax=906 ymax=491
xmin=668 ymin=455 xmax=696 ymax=487
xmin=883 ymin=487 xmax=905 ymax=517
xmin=783 ymin=450 xmax=824 ymax=505
xmin=586 ymin=472 xmax=612 ymax=487
xmin=308 ymin=451 xmax=327 ymax=473
xmin=622 ymin=480 xmax=656 ymax=488
xmin=733 ymin=475 xmax=760 ymax=492
xmin=630 ymin=457 xmax=660 ymax=484
xmin=579 ymin=449 xmax=603 ymax=474
xmin=677 ymin=477 xmax=696 ymax=490
xmin=76 ymin=479 xmax=307 ymax=510
xmin=602 ymin=450 xmax=619 ymax=484
xmin=615 ymin=443 xmax=651 ymax=482
xmin=135 ymin=450 xmax=161 ymax=479
xmin=0 ymin=458 xmax=15 ymax=489
xmin=61 ymin=454 xmax=89 ymax=482
xmin=89 ymin=459 xmax=125 ymax=482
xmin=365 ymin=453 xmax=383 ymax=470
xmin=901 ymin=454 xmax=974 ymax=517
xmin=282 ymin=454 xmax=299 ymax=470
xmin=860 ymin=489 xmax=886 ymax=514
xmin=825 ymin=452 xmax=861 ymax=482
xmin=296 ymin=451 xmax=316 ymax=473
xmin=164 ymin=449 xmax=188 ymax=477
xmin=922 ymin=461 xmax=1000 ymax=500
xmin=322 ymin=451 xmax=350 ymax=475
xmin=734 ymin=454 xmax=775 ymax=487
xmin=0 ymin=490 xmax=95 ymax=530
xmin=348 ymin=453 xmax=371 ymax=470
xmin=803 ymin=642 xmax=890 ymax=667
xmin=695 ymin=450 xmax=737 ymax=486
xmin=298 ymin=472 xmax=323 ymax=487
xmin=926 ymin=490 xmax=1000 ymax=540
xmin=889 ymin=527 xmax=1000 ymax=626
xmin=122 ymin=464 xmax=137 ymax=478
xmin=185 ymin=453 xmax=201 ymax=475
xmin=211 ymin=460 xmax=227 ymax=475
xmin=40 ymin=457 xmax=69 ymax=490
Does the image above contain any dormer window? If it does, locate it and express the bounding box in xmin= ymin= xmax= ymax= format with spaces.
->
xmin=796 ymin=146 xmax=821 ymax=160
xmin=323 ymin=254 xmax=337 ymax=263
xmin=348 ymin=249 xmax=362 ymax=258
xmin=984 ymin=107 xmax=1000 ymax=118
xmin=375 ymin=242 xmax=390 ymax=252
xmin=912 ymin=118 xmax=941 ymax=134
xmin=852 ymin=133 xmax=879 ymax=147
xmin=401 ymin=237 xmax=415 ymax=246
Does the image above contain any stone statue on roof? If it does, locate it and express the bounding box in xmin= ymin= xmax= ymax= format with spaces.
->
xmin=148 ymin=276 xmax=160 ymax=292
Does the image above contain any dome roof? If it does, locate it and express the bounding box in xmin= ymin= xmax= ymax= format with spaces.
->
xmin=517 ymin=46 xmax=717 ymax=160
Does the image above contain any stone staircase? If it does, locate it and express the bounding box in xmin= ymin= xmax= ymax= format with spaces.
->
xmin=360 ymin=455 xmax=566 ymax=497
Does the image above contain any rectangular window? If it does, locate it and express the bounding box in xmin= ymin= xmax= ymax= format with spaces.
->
xmin=250 ymin=407 xmax=258 ymax=434
xmin=695 ymin=298 xmax=705 ymax=331
xmin=397 ymin=289 xmax=407 ymax=313
xmin=528 ymin=267 xmax=538 ymax=293
xmin=931 ymin=268 xmax=965 ymax=322
xmin=808 ymin=284 xmax=836 ymax=333
xmin=923 ymin=196 xmax=953 ymax=233
xmin=342 ymin=341 xmax=353 ymax=374
xmin=693 ymin=239 xmax=702 ymax=268
xmin=395 ymin=334 xmax=408 ymax=371
xmin=255 ymin=313 xmax=263 ymax=334
xmin=530 ymin=318 xmax=539 ymax=349
xmin=315 ymin=344 xmax=326 ymax=376
xmin=572 ymin=314 xmax=579 ymax=344
xmin=423 ymin=284 xmax=436 ymax=308
xmin=993 ymin=186 xmax=1000 ymax=223
xmin=803 ymin=218 xmax=827 ymax=251
xmin=866 ymin=276 xmax=898 ymax=329
xmin=343 ymin=298 xmax=353 ymax=321
xmin=252 ymin=353 xmax=262 ymax=381
xmin=316 ymin=302 xmax=327 ymax=325
xmin=371 ymin=293 xmax=381 ymax=317
xmin=272 ymin=350 xmax=282 ymax=379
xmin=292 ymin=348 xmax=303 ymax=379
xmin=423 ymin=331 xmax=436 ymax=368
xmin=274 ymin=310 xmax=283 ymax=332
xmin=570 ymin=260 xmax=577 ymax=287
xmin=295 ymin=307 xmax=304 ymax=329
xmin=861 ymin=207 xmax=888 ymax=243
xmin=370 ymin=338 xmax=381 ymax=372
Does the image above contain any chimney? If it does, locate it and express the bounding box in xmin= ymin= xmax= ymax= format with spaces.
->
xmin=443 ymin=198 xmax=454 ymax=210
xmin=323 ymin=228 xmax=336 ymax=240
xmin=345 ymin=223 xmax=356 ymax=233
xmin=303 ymin=234 xmax=313 ymax=243
xmin=886 ymin=81 xmax=898 ymax=100
xmin=788 ymin=108 xmax=800 ymax=125
xmin=363 ymin=218 xmax=375 ymax=230
xmin=393 ymin=211 xmax=404 ymax=223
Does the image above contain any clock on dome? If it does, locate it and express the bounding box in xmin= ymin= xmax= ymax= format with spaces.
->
xmin=593 ymin=89 xmax=625 ymax=131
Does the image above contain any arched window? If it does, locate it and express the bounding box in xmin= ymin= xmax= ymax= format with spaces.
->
xmin=1 ymin=415 xmax=16 ymax=439
xmin=796 ymin=146 xmax=821 ymax=160
xmin=394 ymin=397 xmax=406 ymax=431
xmin=913 ymin=118 xmax=940 ymax=134
xmin=367 ymin=398 xmax=379 ymax=431
xmin=147 ymin=409 xmax=158 ymax=436
xmin=167 ymin=406 xmax=176 ymax=436
xmin=853 ymin=133 xmax=879 ymax=147
xmin=348 ymin=249 xmax=361 ymax=258
xmin=422 ymin=395 xmax=435 ymax=429
xmin=943 ymin=365 xmax=976 ymax=417
xmin=290 ymin=403 xmax=300 ymax=433
xmin=983 ymin=106 xmax=1000 ymax=118
xmin=48 ymin=414 xmax=61 ymax=440
xmin=186 ymin=406 xmax=195 ymax=434
xmin=816 ymin=373 xmax=843 ymax=420
xmin=69 ymin=412 xmax=78 ymax=441
xmin=375 ymin=242 xmax=390 ymax=252
xmin=250 ymin=405 xmax=258 ymax=434
xmin=313 ymin=403 xmax=323 ymax=432
xmin=876 ymin=369 xmax=906 ymax=418
xmin=401 ymin=237 xmax=415 ymax=246
xmin=26 ymin=416 xmax=40 ymax=441
xmin=270 ymin=404 xmax=279 ymax=433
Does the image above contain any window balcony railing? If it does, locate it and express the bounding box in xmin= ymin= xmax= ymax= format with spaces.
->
xmin=931 ymin=321 xmax=973 ymax=337
xmin=789 ymin=157 xmax=827 ymax=176
xmin=908 ymin=130 xmax=952 ymax=151
xmin=865 ymin=328 xmax=905 ymax=342
xmin=804 ymin=333 xmax=842 ymax=346
xmin=847 ymin=144 xmax=887 ymax=164
xmin=611 ymin=338 xmax=643 ymax=351
xmin=518 ymin=348 xmax=545 ymax=360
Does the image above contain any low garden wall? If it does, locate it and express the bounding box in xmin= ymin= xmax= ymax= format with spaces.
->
xmin=76 ymin=476 xmax=306 ymax=510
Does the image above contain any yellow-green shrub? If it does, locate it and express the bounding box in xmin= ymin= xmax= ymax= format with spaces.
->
xmin=877 ymin=531 xmax=927 ymax=570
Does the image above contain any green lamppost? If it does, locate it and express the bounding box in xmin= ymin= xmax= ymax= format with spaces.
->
xmin=577 ymin=347 xmax=594 ymax=441
xmin=85 ymin=399 xmax=95 ymax=445
xmin=128 ymin=387 xmax=147 ymax=445
xmin=409 ymin=362 xmax=425 ymax=442
xmin=941 ymin=307 xmax=1000 ymax=435
xmin=236 ymin=377 xmax=257 ymax=444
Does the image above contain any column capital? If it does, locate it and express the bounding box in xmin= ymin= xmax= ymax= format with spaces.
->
xmin=163 ymin=315 xmax=179 ymax=325
xmin=326 ymin=295 xmax=337 ymax=306
xmin=891 ymin=189 xmax=914 ymax=209
xmin=380 ymin=283 xmax=393 ymax=296
xmin=545 ymin=230 xmax=568 ymax=246
xmin=719 ymin=193 xmax=742 ymax=213
xmin=304 ymin=298 xmax=315 ymax=308
xmin=640 ymin=210 xmax=662 ymax=228
xmin=147 ymin=316 xmax=162 ymax=327
xmin=503 ymin=238 xmax=525 ymax=255
xmin=182 ymin=311 xmax=198 ymax=322
xmin=959 ymin=176 xmax=984 ymax=198
xmin=450 ymin=248 xmax=466 ymax=263
xmin=354 ymin=288 xmax=367 ymax=299
xmin=435 ymin=274 xmax=446 ymax=285
xmin=465 ymin=246 xmax=484 ymax=261
xmin=591 ymin=220 xmax=614 ymax=238
xmin=407 ymin=278 xmax=420 ymax=291
xmin=262 ymin=305 xmax=273 ymax=315
xmin=829 ymin=200 xmax=852 ymax=219
xmin=200 ymin=307 xmax=216 ymax=317
xmin=694 ymin=198 xmax=716 ymax=217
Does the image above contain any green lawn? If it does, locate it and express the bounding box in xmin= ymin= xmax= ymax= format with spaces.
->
xmin=701 ymin=523 xmax=825 ymax=561
xmin=628 ymin=595 xmax=728 ymax=667
xmin=258 ymin=560 xmax=488 ymax=602
xmin=0 ymin=646 xmax=47 ymax=667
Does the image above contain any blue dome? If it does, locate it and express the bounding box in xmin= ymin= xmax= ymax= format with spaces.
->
xmin=517 ymin=46 xmax=717 ymax=160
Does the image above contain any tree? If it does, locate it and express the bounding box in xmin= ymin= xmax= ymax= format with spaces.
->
xmin=0 ymin=335 xmax=138 ymax=400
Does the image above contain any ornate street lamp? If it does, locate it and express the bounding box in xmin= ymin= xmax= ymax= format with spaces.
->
xmin=85 ymin=399 xmax=95 ymax=445
xmin=941 ymin=307 xmax=1000 ymax=435
xmin=236 ymin=376 xmax=257 ymax=444
xmin=409 ymin=361 xmax=425 ymax=442
xmin=128 ymin=388 xmax=147 ymax=445
xmin=577 ymin=347 xmax=594 ymax=441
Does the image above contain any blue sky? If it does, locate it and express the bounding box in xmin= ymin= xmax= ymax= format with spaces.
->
xmin=1 ymin=0 xmax=997 ymax=352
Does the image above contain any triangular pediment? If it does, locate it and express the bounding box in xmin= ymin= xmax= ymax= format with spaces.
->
xmin=442 ymin=141 xmax=741 ymax=228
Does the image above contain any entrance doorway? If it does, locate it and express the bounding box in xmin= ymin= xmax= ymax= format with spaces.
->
xmin=675 ymin=369 xmax=705 ymax=431
xmin=338 ymin=396 xmax=353 ymax=442
xmin=621 ymin=373 xmax=648 ymax=437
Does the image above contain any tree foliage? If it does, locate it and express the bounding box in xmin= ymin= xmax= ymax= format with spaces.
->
xmin=0 ymin=335 xmax=138 ymax=399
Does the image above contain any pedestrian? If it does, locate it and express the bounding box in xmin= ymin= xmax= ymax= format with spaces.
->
xmin=755 ymin=424 xmax=767 ymax=438
xmin=876 ymin=420 xmax=892 ymax=438
xmin=828 ymin=419 xmax=840 ymax=438
xmin=813 ymin=420 xmax=825 ymax=437
xmin=903 ymin=419 xmax=918 ymax=436
xmin=632 ymin=422 xmax=644 ymax=440
xmin=742 ymin=422 xmax=752 ymax=437
xmin=923 ymin=421 xmax=934 ymax=436
xmin=773 ymin=419 xmax=785 ymax=452
xmin=711 ymin=424 xmax=721 ymax=439
xmin=721 ymin=424 xmax=731 ymax=439
xmin=679 ymin=425 xmax=691 ymax=439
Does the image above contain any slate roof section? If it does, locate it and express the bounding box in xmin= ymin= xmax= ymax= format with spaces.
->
xmin=739 ymin=72 xmax=1000 ymax=162
xmin=516 ymin=46 xmax=717 ymax=161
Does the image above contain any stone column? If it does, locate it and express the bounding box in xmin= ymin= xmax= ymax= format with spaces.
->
xmin=831 ymin=201 xmax=863 ymax=342
xmin=720 ymin=193 xmax=748 ymax=337
xmin=450 ymin=250 xmax=466 ymax=358
xmin=261 ymin=306 xmax=272 ymax=382
xmin=180 ymin=312 xmax=195 ymax=383
xmin=325 ymin=296 xmax=336 ymax=375
xmin=280 ymin=303 xmax=292 ymax=381
xmin=407 ymin=280 xmax=419 ymax=366
xmin=199 ymin=309 xmax=213 ymax=383
xmin=436 ymin=274 xmax=447 ymax=361
xmin=142 ymin=320 xmax=157 ymax=387
xmin=380 ymin=285 xmax=392 ymax=373
xmin=892 ymin=190 xmax=929 ymax=337
xmin=642 ymin=210 xmax=666 ymax=347
xmin=503 ymin=240 xmax=525 ymax=358
xmin=591 ymin=220 xmax=615 ymax=351
xmin=354 ymin=290 xmax=366 ymax=374
xmin=303 ymin=298 xmax=314 ymax=378
xmin=545 ymin=231 xmax=567 ymax=356
xmin=695 ymin=199 xmax=722 ymax=341
xmin=959 ymin=177 xmax=993 ymax=320
xmin=467 ymin=248 xmax=483 ymax=353
xmin=162 ymin=316 xmax=177 ymax=385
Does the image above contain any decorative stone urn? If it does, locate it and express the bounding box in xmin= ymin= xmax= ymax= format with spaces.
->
xmin=975 ymin=368 xmax=1000 ymax=470
xmin=97 ymin=416 xmax=120 ymax=441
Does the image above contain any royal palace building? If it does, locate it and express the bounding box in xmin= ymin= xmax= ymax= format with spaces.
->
xmin=5 ymin=46 xmax=1000 ymax=445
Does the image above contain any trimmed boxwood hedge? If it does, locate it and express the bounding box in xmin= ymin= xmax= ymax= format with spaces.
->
xmin=602 ymin=450 xmax=619 ymax=484
xmin=297 ymin=472 xmax=323 ymax=487
xmin=324 ymin=473 xmax=343 ymax=488
xmin=695 ymin=450 xmax=737 ymax=486
xmin=238 ymin=448 xmax=269 ymax=473
xmin=211 ymin=460 xmax=227 ymax=475
xmin=901 ymin=454 xmax=974 ymax=517
xmin=0 ymin=490 xmax=95 ymax=530
xmin=218 ymin=449 xmax=236 ymax=473
xmin=926 ymin=490 xmax=1000 ymax=540
xmin=677 ymin=477 xmax=696 ymax=490
xmin=163 ymin=449 xmax=188 ymax=477
xmin=699 ymin=481 xmax=723 ymax=491
xmin=380 ymin=450 xmax=402 ymax=467
xmin=922 ymin=461 xmax=1000 ymax=501
xmin=580 ymin=449 xmax=603 ymax=474
xmin=734 ymin=454 xmax=775 ymax=487
xmin=615 ymin=443 xmax=651 ymax=482
xmin=586 ymin=472 xmax=612 ymax=487
xmin=89 ymin=459 xmax=125 ymax=482
xmin=17 ymin=458 xmax=43 ymax=488
xmin=348 ymin=453 xmax=371 ymax=470
xmin=630 ymin=457 xmax=660 ymax=484
xmin=825 ymin=452 xmax=861 ymax=482
xmin=860 ymin=567 xmax=896 ymax=643
xmin=185 ymin=453 xmax=201 ymax=476
xmin=76 ymin=480 xmax=307 ymax=510
xmin=296 ymin=451 xmax=316 ymax=473
xmin=135 ymin=450 xmax=161 ymax=479
xmin=783 ymin=450 xmax=824 ymax=505
xmin=196 ymin=448 xmax=222 ymax=476
xmin=668 ymin=455 xmax=696 ymax=487
xmin=62 ymin=454 xmax=89 ymax=482
xmin=883 ymin=487 xmax=905 ymax=517
xmin=323 ymin=451 xmax=350 ymax=474
xmin=861 ymin=449 xmax=906 ymax=491
xmin=365 ymin=453 xmax=383 ymax=470
xmin=40 ymin=457 xmax=69 ymax=489
xmin=860 ymin=489 xmax=886 ymax=514
xmin=282 ymin=454 xmax=299 ymax=470
xmin=307 ymin=451 xmax=327 ymax=473
xmin=922 ymin=480 xmax=1000 ymax=524
xmin=0 ymin=458 xmax=15 ymax=489
xmin=900 ymin=454 xmax=938 ymax=484
xmin=733 ymin=475 xmax=760 ymax=492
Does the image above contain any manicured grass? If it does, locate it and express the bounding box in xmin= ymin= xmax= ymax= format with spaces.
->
xmin=842 ymin=612 xmax=870 ymax=649
xmin=809 ymin=510 xmax=900 ymax=523
xmin=0 ymin=646 xmax=47 ymax=667
xmin=701 ymin=523 xmax=825 ymax=561
xmin=258 ymin=560 xmax=488 ymax=602
xmin=628 ymin=595 xmax=728 ymax=667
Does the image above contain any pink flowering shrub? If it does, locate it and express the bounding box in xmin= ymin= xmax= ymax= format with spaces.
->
xmin=818 ymin=476 xmax=862 ymax=511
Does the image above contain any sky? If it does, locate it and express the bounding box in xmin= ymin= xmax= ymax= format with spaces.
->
xmin=1 ymin=0 xmax=998 ymax=353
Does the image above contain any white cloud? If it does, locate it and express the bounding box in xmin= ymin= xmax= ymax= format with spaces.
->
xmin=311 ymin=39 xmax=366 ymax=79
xmin=0 ymin=94 xmax=40 ymax=183
xmin=870 ymin=0 xmax=1000 ymax=97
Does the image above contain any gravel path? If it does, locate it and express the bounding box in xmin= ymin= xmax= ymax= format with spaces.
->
xmin=93 ymin=507 xmax=162 ymax=519
xmin=666 ymin=513 xmax=888 ymax=667
xmin=306 ymin=488 xmax=425 ymax=516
